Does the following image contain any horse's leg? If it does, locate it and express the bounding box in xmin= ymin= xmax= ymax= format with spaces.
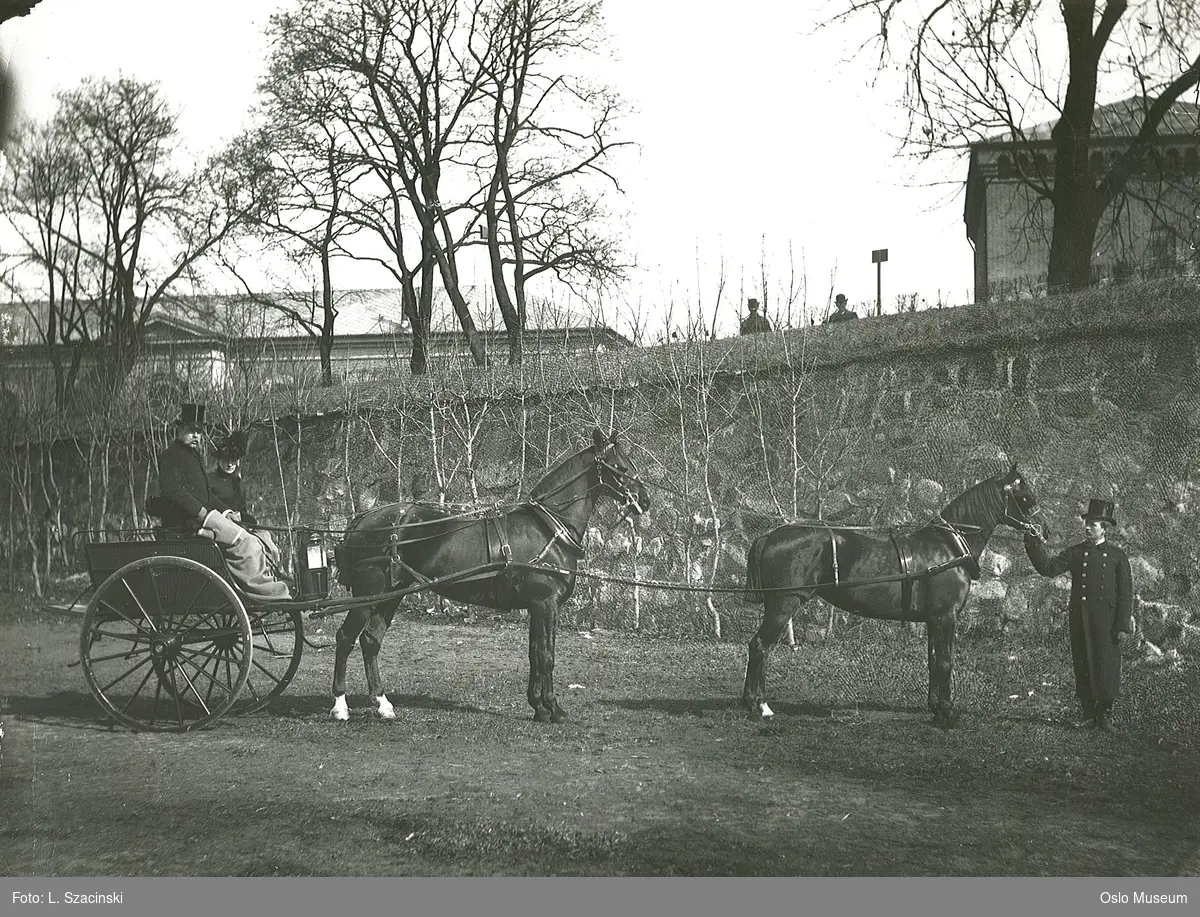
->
xmin=926 ymin=614 xmax=938 ymax=717
xmin=331 ymin=606 xmax=371 ymax=722
xmin=527 ymin=599 xmax=566 ymax=723
xmin=927 ymin=602 xmax=960 ymax=729
xmin=743 ymin=591 xmax=804 ymax=719
xmin=360 ymin=600 xmax=399 ymax=719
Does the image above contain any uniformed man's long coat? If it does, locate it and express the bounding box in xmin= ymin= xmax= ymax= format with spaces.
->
xmin=1025 ymin=536 xmax=1134 ymax=707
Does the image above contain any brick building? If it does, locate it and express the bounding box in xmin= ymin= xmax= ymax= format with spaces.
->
xmin=964 ymin=97 xmax=1200 ymax=302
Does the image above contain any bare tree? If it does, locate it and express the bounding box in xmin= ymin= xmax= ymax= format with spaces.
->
xmin=267 ymin=0 xmax=491 ymax=366
xmin=474 ymin=0 xmax=631 ymax=364
xmin=832 ymin=0 xmax=1200 ymax=291
xmin=220 ymin=87 xmax=364 ymax=386
xmin=0 ymin=77 xmax=258 ymax=405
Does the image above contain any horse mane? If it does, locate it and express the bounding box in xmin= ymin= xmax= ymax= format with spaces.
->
xmin=529 ymin=442 xmax=595 ymax=500
xmin=937 ymin=471 xmax=1007 ymax=557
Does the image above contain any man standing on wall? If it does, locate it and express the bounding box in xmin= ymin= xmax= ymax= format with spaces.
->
xmin=1024 ymin=498 xmax=1134 ymax=731
xmin=825 ymin=294 xmax=858 ymax=325
xmin=739 ymin=298 xmax=772 ymax=335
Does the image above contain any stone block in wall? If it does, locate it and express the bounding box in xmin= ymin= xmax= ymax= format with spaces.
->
xmin=962 ymin=578 xmax=1007 ymax=631
xmin=1129 ymin=554 xmax=1164 ymax=589
xmin=1046 ymin=389 xmax=1096 ymax=417
xmin=1002 ymin=573 xmax=1070 ymax=632
xmin=912 ymin=478 xmax=944 ymax=509
xmin=979 ymin=548 xmax=1012 ymax=578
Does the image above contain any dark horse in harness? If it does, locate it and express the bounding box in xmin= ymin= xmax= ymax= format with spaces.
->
xmin=743 ymin=465 xmax=1043 ymax=728
xmin=330 ymin=429 xmax=649 ymax=723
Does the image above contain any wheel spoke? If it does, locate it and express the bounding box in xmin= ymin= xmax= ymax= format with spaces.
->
xmin=119 ymin=575 xmax=161 ymax=635
xmin=86 ymin=643 xmax=153 ymax=666
xmin=98 ymin=654 xmax=155 ymax=694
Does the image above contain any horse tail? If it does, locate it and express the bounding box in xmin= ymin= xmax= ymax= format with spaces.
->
xmin=744 ymin=534 xmax=768 ymax=603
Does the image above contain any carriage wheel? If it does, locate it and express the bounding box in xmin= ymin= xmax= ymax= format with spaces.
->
xmin=79 ymin=556 xmax=252 ymax=732
xmin=228 ymin=605 xmax=304 ymax=715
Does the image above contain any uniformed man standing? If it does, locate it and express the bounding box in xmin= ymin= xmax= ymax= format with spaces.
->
xmin=1024 ymin=498 xmax=1134 ymax=731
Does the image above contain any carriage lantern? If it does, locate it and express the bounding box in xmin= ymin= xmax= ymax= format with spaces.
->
xmin=295 ymin=528 xmax=330 ymax=600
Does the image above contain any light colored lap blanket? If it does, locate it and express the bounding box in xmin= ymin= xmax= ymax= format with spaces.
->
xmin=201 ymin=511 xmax=291 ymax=600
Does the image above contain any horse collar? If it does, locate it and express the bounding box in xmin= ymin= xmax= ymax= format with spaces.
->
xmin=529 ymin=500 xmax=586 ymax=559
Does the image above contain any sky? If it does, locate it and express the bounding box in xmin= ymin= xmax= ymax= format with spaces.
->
xmin=0 ymin=0 xmax=981 ymax=336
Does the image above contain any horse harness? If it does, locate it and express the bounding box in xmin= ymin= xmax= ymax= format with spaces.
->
xmin=374 ymin=500 xmax=586 ymax=594
xmin=826 ymin=515 xmax=979 ymax=617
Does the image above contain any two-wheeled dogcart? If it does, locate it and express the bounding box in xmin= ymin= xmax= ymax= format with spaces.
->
xmin=74 ymin=524 xmax=520 ymax=732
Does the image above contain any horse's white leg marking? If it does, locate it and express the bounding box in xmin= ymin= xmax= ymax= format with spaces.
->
xmin=374 ymin=693 xmax=395 ymax=719
xmin=330 ymin=694 xmax=350 ymax=722
xmin=759 ymin=701 xmax=774 ymax=719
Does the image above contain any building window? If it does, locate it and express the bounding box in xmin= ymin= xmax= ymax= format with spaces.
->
xmin=997 ymin=154 xmax=1013 ymax=179
xmin=1165 ymin=148 xmax=1182 ymax=177
xmin=1149 ymin=223 xmax=1177 ymax=271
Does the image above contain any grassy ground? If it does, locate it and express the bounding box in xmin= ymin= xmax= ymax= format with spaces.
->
xmin=1 ymin=591 xmax=1198 ymax=877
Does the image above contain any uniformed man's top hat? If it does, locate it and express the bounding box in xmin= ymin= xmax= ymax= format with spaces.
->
xmin=211 ymin=429 xmax=248 ymax=461
xmin=1081 ymin=498 xmax=1116 ymax=525
xmin=172 ymin=403 xmax=208 ymax=431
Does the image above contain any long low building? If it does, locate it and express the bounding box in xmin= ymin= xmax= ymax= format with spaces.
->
xmin=0 ymin=287 xmax=634 ymax=411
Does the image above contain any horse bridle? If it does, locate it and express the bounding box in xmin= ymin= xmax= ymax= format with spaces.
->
xmin=595 ymin=442 xmax=648 ymax=522
xmin=530 ymin=441 xmax=647 ymax=523
xmin=1002 ymin=477 xmax=1047 ymax=540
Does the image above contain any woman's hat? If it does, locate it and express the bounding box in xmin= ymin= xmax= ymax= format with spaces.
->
xmin=1081 ymin=498 xmax=1116 ymax=525
xmin=211 ymin=429 xmax=249 ymax=461
xmin=172 ymin=403 xmax=208 ymax=432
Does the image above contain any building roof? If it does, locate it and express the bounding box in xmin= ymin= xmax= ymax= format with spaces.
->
xmin=980 ymin=96 xmax=1200 ymax=146
xmin=2 ymin=286 xmax=620 ymax=346
xmin=965 ymin=95 xmax=1200 ymax=244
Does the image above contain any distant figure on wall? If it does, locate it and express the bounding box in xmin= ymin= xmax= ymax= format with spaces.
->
xmin=739 ymin=298 xmax=772 ymax=335
xmin=825 ymin=294 xmax=858 ymax=325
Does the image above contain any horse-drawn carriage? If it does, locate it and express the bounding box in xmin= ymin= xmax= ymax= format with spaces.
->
xmin=72 ymin=428 xmax=650 ymax=732
xmin=68 ymin=427 xmax=1045 ymax=734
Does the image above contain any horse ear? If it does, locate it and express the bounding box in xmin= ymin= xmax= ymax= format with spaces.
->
xmin=592 ymin=427 xmax=606 ymax=449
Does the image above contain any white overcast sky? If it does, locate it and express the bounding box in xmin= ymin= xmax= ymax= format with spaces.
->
xmin=1 ymin=0 xmax=985 ymax=333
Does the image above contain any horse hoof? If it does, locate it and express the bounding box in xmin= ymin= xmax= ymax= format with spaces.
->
xmin=533 ymin=708 xmax=552 ymax=723
xmin=550 ymin=707 xmax=569 ymax=724
xmin=374 ymin=695 xmax=396 ymax=719
xmin=331 ymin=696 xmax=350 ymax=722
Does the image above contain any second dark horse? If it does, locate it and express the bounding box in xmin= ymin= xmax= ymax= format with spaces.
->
xmin=743 ymin=466 xmax=1042 ymax=727
xmin=330 ymin=429 xmax=649 ymax=723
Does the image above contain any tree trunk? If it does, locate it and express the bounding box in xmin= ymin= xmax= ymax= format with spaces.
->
xmin=485 ymin=197 xmax=523 ymax=366
xmin=319 ymin=246 xmax=335 ymax=387
xmin=403 ymin=281 xmax=428 ymax=376
xmin=1045 ymin=0 xmax=1129 ymax=291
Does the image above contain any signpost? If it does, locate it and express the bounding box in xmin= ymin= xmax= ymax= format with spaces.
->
xmin=872 ymin=248 xmax=888 ymax=316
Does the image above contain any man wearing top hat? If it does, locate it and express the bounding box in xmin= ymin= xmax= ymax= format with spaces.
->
xmin=154 ymin=404 xmax=290 ymax=601
xmin=1024 ymin=498 xmax=1134 ymax=731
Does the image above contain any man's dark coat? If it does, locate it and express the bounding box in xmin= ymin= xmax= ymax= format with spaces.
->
xmin=155 ymin=441 xmax=228 ymax=528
